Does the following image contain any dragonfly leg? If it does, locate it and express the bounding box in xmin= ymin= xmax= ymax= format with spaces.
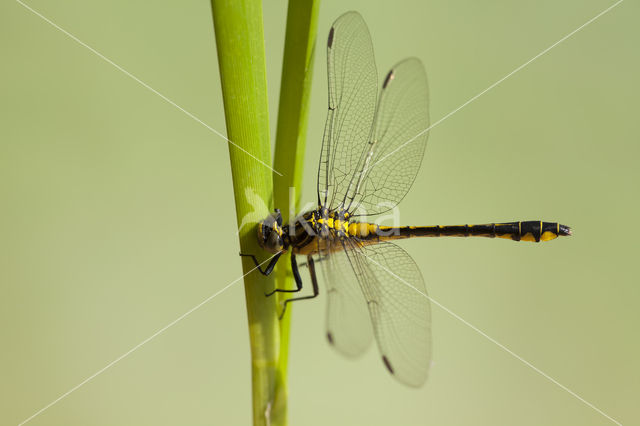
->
xmin=239 ymin=251 xmax=282 ymax=276
xmin=280 ymin=255 xmax=320 ymax=319
xmin=265 ymin=254 xmax=304 ymax=297
xmin=297 ymin=255 xmax=327 ymax=268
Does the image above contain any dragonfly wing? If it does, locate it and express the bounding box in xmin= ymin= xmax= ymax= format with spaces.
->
xmin=319 ymin=239 xmax=374 ymax=357
xmin=347 ymin=58 xmax=430 ymax=217
xmin=345 ymin=239 xmax=432 ymax=387
xmin=318 ymin=11 xmax=378 ymax=210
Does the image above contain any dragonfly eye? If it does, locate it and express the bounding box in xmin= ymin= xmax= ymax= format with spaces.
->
xmin=266 ymin=230 xmax=284 ymax=253
xmin=257 ymin=213 xmax=285 ymax=253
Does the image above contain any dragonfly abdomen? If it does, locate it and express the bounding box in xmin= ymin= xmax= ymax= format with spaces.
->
xmin=377 ymin=221 xmax=571 ymax=243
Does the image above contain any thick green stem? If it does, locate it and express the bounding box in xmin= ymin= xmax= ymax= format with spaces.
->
xmin=212 ymin=0 xmax=319 ymax=424
xmin=211 ymin=1 xmax=279 ymax=425
xmin=271 ymin=2 xmax=320 ymax=425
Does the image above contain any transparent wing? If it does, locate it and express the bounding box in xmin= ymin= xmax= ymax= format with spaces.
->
xmin=346 ymin=58 xmax=430 ymax=216
xmin=344 ymin=239 xmax=432 ymax=387
xmin=319 ymin=242 xmax=374 ymax=357
xmin=317 ymin=11 xmax=378 ymax=209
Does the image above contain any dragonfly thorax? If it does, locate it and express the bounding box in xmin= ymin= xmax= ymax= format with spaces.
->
xmin=305 ymin=207 xmax=351 ymax=238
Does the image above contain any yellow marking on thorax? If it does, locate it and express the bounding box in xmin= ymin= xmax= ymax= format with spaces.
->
xmin=317 ymin=217 xmax=352 ymax=234
xmin=332 ymin=219 xmax=348 ymax=233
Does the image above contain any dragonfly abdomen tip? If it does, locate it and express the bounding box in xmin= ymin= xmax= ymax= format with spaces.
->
xmin=559 ymin=224 xmax=572 ymax=236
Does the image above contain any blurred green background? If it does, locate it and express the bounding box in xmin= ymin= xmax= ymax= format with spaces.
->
xmin=1 ymin=0 xmax=637 ymax=425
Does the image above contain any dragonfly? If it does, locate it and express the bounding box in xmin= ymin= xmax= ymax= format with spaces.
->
xmin=241 ymin=11 xmax=571 ymax=387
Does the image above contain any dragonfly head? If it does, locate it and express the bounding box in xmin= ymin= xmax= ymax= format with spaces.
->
xmin=258 ymin=209 xmax=285 ymax=253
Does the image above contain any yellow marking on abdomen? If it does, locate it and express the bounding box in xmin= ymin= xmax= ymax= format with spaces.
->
xmin=348 ymin=222 xmax=378 ymax=238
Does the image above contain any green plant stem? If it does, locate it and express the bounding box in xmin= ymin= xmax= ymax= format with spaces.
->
xmin=271 ymin=2 xmax=320 ymax=425
xmin=211 ymin=1 xmax=279 ymax=425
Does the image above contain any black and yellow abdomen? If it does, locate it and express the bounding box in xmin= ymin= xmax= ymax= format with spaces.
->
xmin=287 ymin=210 xmax=571 ymax=257
xmin=375 ymin=221 xmax=572 ymax=243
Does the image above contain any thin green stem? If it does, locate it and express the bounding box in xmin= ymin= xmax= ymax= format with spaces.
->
xmin=211 ymin=1 xmax=279 ymax=425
